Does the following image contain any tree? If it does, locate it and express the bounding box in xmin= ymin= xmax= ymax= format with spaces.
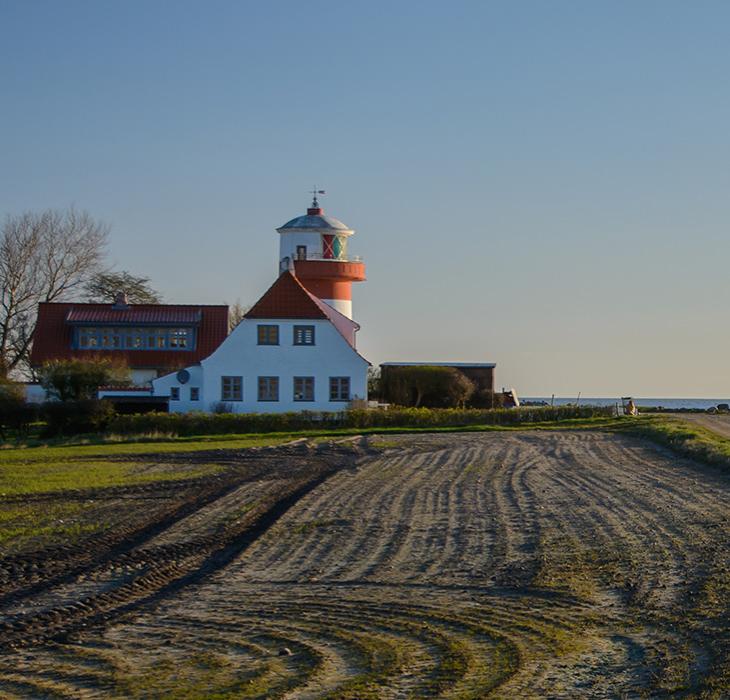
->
xmin=84 ymin=270 xmax=162 ymax=304
xmin=228 ymin=300 xmax=248 ymax=331
xmin=380 ymin=366 xmax=476 ymax=408
xmin=0 ymin=207 xmax=108 ymax=377
xmin=39 ymin=358 xmax=130 ymax=401
xmin=367 ymin=367 xmax=381 ymax=400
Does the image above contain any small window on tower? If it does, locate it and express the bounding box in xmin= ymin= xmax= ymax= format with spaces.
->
xmin=296 ymin=245 xmax=307 ymax=260
xmin=333 ymin=235 xmax=347 ymax=260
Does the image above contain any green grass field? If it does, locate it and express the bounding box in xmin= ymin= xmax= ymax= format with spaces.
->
xmin=4 ymin=413 xmax=730 ymax=499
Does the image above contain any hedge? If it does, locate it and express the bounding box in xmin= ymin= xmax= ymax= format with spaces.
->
xmin=107 ymin=405 xmax=616 ymax=437
xmin=42 ymin=399 xmax=117 ymax=437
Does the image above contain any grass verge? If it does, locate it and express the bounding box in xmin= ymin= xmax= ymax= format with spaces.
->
xmin=620 ymin=415 xmax=730 ymax=473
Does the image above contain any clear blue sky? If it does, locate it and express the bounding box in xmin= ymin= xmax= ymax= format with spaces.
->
xmin=2 ymin=1 xmax=729 ymax=397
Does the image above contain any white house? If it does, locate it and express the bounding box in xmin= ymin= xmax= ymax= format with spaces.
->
xmin=152 ymin=270 xmax=369 ymax=413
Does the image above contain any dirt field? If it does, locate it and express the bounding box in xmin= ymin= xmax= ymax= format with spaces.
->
xmin=1 ymin=430 xmax=730 ymax=698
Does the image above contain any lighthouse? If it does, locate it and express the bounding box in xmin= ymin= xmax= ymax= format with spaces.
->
xmin=276 ymin=193 xmax=366 ymax=319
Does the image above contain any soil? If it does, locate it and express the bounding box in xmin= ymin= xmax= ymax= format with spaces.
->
xmin=1 ymin=431 xmax=729 ymax=698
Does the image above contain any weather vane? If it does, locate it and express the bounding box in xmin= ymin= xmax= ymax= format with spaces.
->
xmin=310 ymin=186 xmax=326 ymax=207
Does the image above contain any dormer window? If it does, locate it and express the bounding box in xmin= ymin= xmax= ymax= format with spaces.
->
xmin=75 ymin=327 xmax=195 ymax=350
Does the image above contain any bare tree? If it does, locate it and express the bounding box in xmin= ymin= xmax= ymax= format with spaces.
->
xmin=84 ymin=270 xmax=162 ymax=304
xmin=0 ymin=207 xmax=108 ymax=377
xmin=228 ymin=300 xmax=248 ymax=331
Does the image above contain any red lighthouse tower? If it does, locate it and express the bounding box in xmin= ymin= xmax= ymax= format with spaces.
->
xmin=277 ymin=194 xmax=366 ymax=319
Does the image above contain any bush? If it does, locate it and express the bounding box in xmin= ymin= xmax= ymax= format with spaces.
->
xmin=42 ymin=399 xmax=116 ymax=437
xmin=0 ymin=381 xmax=36 ymax=438
xmin=380 ymin=366 xmax=475 ymax=408
xmin=469 ymin=389 xmax=505 ymax=409
xmin=107 ymin=404 xmax=616 ymax=437
xmin=40 ymin=358 xmax=130 ymax=401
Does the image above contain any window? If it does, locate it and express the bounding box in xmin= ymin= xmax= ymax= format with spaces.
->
xmin=257 ymin=324 xmax=279 ymax=345
xmin=190 ymin=387 xmax=199 ymax=401
xmin=293 ymin=325 xmax=315 ymax=346
xmin=170 ymin=387 xmax=180 ymax=401
xmin=296 ymin=245 xmax=307 ymax=260
xmin=333 ymin=235 xmax=347 ymax=260
xmin=258 ymin=376 xmax=279 ymax=401
xmin=75 ymin=327 xmax=194 ymax=351
xmin=329 ymin=377 xmax=350 ymax=402
xmin=170 ymin=329 xmax=189 ymax=348
xmin=294 ymin=376 xmax=314 ymax=402
xmin=221 ymin=376 xmax=242 ymax=401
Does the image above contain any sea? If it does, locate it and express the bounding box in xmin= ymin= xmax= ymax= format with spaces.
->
xmin=522 ymin=397 xmax=729 ymax=410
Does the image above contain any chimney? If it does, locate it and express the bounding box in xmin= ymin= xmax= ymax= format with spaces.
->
xmin=113 ymin=291 xmax=129 ymax=309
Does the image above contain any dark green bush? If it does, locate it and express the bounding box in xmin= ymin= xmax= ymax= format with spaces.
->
xmin=107 ymin=404 xmax=616 ymax=437
xmin=42 ymin=399 xmax=117 ymax=437
xmin=0 ymin=382 xmax=37 ymax=438
xmin=40 ymin=358 xmax=130 ymax=401
xmin=379 ymin=365 xmax=475 ymax=408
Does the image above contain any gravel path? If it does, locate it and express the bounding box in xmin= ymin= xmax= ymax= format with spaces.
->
xmin=674 ymin=413 xmax=730 ymax=439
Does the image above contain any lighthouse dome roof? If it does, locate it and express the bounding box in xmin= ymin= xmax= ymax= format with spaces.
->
xmin=277 ymin=207 xmax=352 ymax=233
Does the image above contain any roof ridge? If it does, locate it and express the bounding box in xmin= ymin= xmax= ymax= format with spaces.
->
xmin=38 ymin=301 xmax=229 ymax=308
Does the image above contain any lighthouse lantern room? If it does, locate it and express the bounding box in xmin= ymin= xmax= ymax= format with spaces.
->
xmin=276 ymin=192 xmax=366 ymax=319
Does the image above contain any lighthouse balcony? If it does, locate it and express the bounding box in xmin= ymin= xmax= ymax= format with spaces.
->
xmin=292 ymin=252 xmax=363 ymax=263
xmin=293 ymin=258 xmax=366 ymax=282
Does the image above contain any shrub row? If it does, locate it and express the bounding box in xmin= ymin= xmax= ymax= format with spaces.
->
xmin=107 ymin=404 xmax=616 ymax=437
xmin=42 ymin=400 xmax=117 ymax=437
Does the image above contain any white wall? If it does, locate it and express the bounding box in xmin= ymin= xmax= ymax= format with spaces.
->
xmin=320 ymin=298 xmax=352 ymax=319
xmin=278 ymin=232 xmax=322 ymax=268
xmin=153 ymin=318 xmax=368 ymax=414
xmin=130 ymin=368 xmax=158 ymax=386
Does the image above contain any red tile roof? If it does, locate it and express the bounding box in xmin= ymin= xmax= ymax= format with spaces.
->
xmin=245 ymin=271 xmax=366 ymax=357
xmin=30 ymin=302 xmax=229 ymax=370
xmin=66 ymin=308 xmax=202 ymax=324
xmin=245 ymin=271 xmax=329 ymax=320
